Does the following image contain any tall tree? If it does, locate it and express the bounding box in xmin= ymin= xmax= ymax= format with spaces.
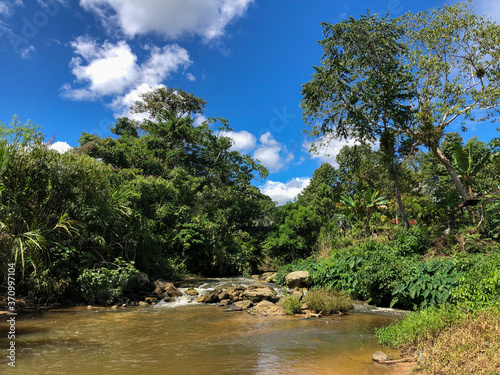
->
xmin=302 ymin=2 xmax=500 ymax=203
xmin=301 ymin=12 xmax=414 ymax=227
xmin=399 ymin=2 xmax=500 ymax=201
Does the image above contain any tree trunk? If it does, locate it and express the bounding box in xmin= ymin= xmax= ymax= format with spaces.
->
xmin=432 ymin=146 xmax=470 ymax=202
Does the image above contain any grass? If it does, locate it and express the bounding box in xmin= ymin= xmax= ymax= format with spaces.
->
xmin=375 ymin=305 xmax=464 ymax=351
xmin=279 ymin=295 xmax=302 ymax=315
xmin=303 ymin=288 xmax=353 ymax=315
xmin=422 ymin=305 xmax=500 ymax=375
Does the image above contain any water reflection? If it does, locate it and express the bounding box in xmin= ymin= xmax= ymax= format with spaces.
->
xmin=0 ymin=304 xmax=400 ymax=374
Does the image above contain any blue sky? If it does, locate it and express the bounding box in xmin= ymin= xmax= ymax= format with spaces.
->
xmin=1 ymin=0 xmax=499 ymax=204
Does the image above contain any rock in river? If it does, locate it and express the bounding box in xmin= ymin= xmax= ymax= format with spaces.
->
xmin=285 ymin=271 xmax=310 ymax=288
xmin=243 ymin=285 xmax=277 ymax=302
xmin=154 ymin=280 xmax=183 ymax=299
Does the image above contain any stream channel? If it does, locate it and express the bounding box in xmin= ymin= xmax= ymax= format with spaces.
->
xmin=0 ymin=277 xmax=406 ymax=374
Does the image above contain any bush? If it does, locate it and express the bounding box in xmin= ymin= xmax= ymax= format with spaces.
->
xmin=480 ymin=192 xmax=500 ymax=240
xmin=279 ymin=295 xmax=302 ymax=315
xmin=395 ymin=226 xmax=432 ymax=256
xmin=451 ymin=251 xmax=500 ymax=309
xmin=390 ymin=259 xmax=460 ymax=309
xmin=304 ymin=288 xmax=353 ymax=315
xmin=77 ymin=258 xmax=139 ymax=304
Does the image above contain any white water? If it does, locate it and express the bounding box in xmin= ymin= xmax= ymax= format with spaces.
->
xmin=154 ymin=277 xmax=283 ymax=309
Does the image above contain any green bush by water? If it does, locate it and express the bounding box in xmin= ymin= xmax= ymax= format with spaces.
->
xmin=279 ymin=295 xmax=302 ymax=315
xmin=375 ymin=305 xmax=464 ymax=349
xmin=304 ymin=289 xmax=354 ymax=315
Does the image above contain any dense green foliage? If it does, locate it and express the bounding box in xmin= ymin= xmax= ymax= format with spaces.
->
xmin=0 ymin=89 xmax=275 ymax=304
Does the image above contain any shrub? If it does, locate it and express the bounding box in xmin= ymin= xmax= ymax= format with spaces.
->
xmin=279 ymin=295 xmax=302 ymax=315
xmin=451 ymin=251 xmax=500 ymax=309
xmin=77 ymin=258 xmax=139 ymax=304
xmin=390 ymin=259 xmax=460 ymax=309
xmin=480 ymin=191 xmax=500 ymax=240
xmin=395 ymin=226 xmax=432 ymax=256
xmin=304 ymin=288 xmax=353 ymax=315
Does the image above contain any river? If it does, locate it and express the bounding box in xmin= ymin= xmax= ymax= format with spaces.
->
xmin=0 ymin=278 xmax=404 ymax=374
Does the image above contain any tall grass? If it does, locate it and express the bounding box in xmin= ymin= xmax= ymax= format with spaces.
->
xmin=304 ymin=288 xmax=354 ymax=315
xmin=375 ymin=305 xmax=464 ymax=351
xmin=423 ymin=305 xmax=500 ymax=375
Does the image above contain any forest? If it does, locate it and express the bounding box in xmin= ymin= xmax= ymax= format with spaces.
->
xmin=1 ymin=2 xmax=500 ymax=374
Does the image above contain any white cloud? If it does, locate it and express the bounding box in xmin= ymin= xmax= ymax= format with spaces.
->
xmin=49 ymin=141 xmax=72 ymax=153
xmin=62 ymin=37 xmax=192 ymax=117
xmin=253 ymin=131 xmax=294 ymax=173
xmin=194 ymin=114 xmax=207 ymax=127
xmin=109 ymin=83 xmax=163 ymax=120
xmin=259 ymin=177 xmax=311 ymax=206
xmin=304 ymin=136 xmax=362 ymax=167
xmin=79 ymin=0 xmax=254 ymax=42
xmin=186 ymin=72 xmax=196 ymax=82
xmin=220 ymin=130 xmax=256 ymax=152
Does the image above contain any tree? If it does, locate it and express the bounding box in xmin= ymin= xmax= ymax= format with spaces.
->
xmin=302 ymin=2 xmax=500 ymax=203
xmin=301 ymin=12 xmax=414 ymax=228
xmin=399 ymin=2 xmax=500 ymax=201
xmin=131 ymin=86 xmax=206 ymax=120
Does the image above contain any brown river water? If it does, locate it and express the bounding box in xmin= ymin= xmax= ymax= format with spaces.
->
xmin=0 ymin=279 xmax=404 ymax=375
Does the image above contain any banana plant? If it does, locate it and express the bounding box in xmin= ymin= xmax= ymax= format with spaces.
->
xmin=452 ymin=143 xmax=491 ymax=199
xmin=340 ymin=187 xmax=389 ymax=235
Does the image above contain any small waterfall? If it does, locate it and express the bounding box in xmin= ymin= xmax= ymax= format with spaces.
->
xmin=154 ymin=277 xmax=282 ymax=309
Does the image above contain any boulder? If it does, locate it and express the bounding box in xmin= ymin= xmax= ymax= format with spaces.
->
xmin=154 ymin=280 xmax=182 ymax=299
xmin=195 ymin=295 xmax=205 ymax=303
xmin=144 ymin=296 xmax=157 ymax=303
xmin=243 ymin=286 xmax=277 ymax=302
xmin=227 ymin=286 xmax=246 ymax=300
xmin=138 ymin=301 xmax=150 ymax=307
xmin=234 ymin=300 xmax=253 ymax=310
xmin=249 ymin=300 xmax=285 ymax=316
xmin=372 ymin=351 xmax=391 ymax=362
xmin=184 ymin=288 xmax=198 ymax=296
xmin=218 ymin=299 xmax=231 ymax=306
xmin=285 ymin=271 xmax=309 ymax=288
xmin=202 ymin=290 xmax=220 ymax=304
xmin=218 ymin=291 xmax=230 ymax=301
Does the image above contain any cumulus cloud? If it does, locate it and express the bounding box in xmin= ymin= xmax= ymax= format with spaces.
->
xmin=304 ymin=136 xmax=363 ymax=167
xmin=259 ymin=177 xmax=311 ymax=206
xmin=49 ymin=141 xmax=72 ymax=153
xmin=186 ymin=73 xmax=196 ymax=82
xmin=62 ymin=37 xmax=191 ymax=100
xmin=109 ymin=83 xmax=163 ymax=120
xmin=61 ymin=36 xmax=191 ymax=117
xmin=253 ymin=131 xmax=294 ymax=173
xmin=79 ymin=0 xmax=254 ymax=42
xmin=220 ymin=130 xmax=256 ymax=152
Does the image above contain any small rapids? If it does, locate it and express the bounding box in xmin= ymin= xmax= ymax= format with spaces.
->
xmin=154 ymin=277 xmax=283 ymax=308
